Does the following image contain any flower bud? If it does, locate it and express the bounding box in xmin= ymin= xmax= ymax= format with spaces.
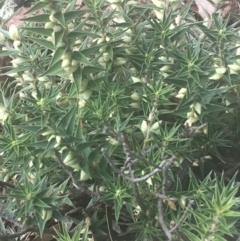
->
xmin=228 ymin=64 xmax=240 ymax=72
xmin=126 ymin=0 xmax=138 ymax=4
xmin=193 ymin=102 xmax=201 ymax=114
xmin=38 ymin=76 xmax=49 ymax=82
xmin=64 ymin=66 xmax=78 ymax=73
xmin=46 ymin=36 xmax=54 ymax=42
xmin=71 ymin=59 xmax=78 ymax=67
xmin=141 ymin=120 xmax=148 ymax=136
xmin=56 ymin=41 xmax=66 ymax=48
xmin=103 ymin=53 xmax=110 ymax=62
xmin=122 ymin=36 xmax=132 ymax=43
xmin=80 ymin=170 xmax=90 ymax=181
xmin=11 ymin=58 xmax=25 ymax=66
xmin=131 ymin=92 xmax=142 ymax=102
xmin=9 ymin=24 xmax=19 ymax=40
xmin=106 ymin=137 xmax=120 ymax=145
xmin=13 ymin=40 xmax=21 ymax=49
xmin=105 ymin=36 xmax=111 ymax=42
xmin=154 ymin=10 xmax=164 ymax=21
xmin=150 ymin=121 xmax=162 ymax=131
xmin=49 ymin=14 xmax=58 ymax=23
xmin=209 ymin=73 xmax=223 ymax=80
xmin=129 ymin=102 xmax=141 ymax=109
xmin=97 ymin=37 xmax=105 ymax=44
xmin=215 ymin=66 xmax=226 ymax=74
xmin=62 ymin=59 xmax=71 ymax=68
xmin=44 ymin=22 xmax=55 ymax=29
xmin=131 ymin=76 xmax=141 ymax=83
xmin=61 ymin=52 xmax=72 ymax=60
xmin=53 ymin=25 xmax=63 ymax=32
xmin=152 ymin=0 xmax=165 ymax=8
xmin=160 ymin=65 xmax=172 ymax=72
xmin=114 ymin=57 xmax=127 ymax=66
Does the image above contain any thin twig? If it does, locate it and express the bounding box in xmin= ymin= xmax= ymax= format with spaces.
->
xmin=101 ymin=148 xmax=176 ymax=183
xmin=157 ymin=199 xmax=172 ymax=241
xmin=169 ymin=200 xmax=194 ymax=233
xmin=0 ymin=212 xmax=24 ymax=228
xmin=53 ymin=149 xmax=98 ymax=197
xmin=161 ymin=157 xmax=176 ymax=196
xmin=0 ymin=226 xmax=56 ymax=240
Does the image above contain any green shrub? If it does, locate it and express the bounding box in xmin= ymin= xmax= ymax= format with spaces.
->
xmin=0 ymin=0 xmax=240 ymax=240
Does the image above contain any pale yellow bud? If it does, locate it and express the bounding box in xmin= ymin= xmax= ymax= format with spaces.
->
xmin=179 ymin=88 xmax=187 ymax=94
xmin=131 ymin=92 xmax=142 ymax=102
xmin=209 ymin=73 xmax=223 ymax=80
xmin=49 ymin=14 xmax=58 ymax=23
xmin=44 ymin=22 xmax=55 ymax=29
xmin=80 ymin=170 xmax=90 ymax=181
xmin=141 ymin=120 xmax=148 ymax=136
xmin=154 ymin=10 xmax=164 ymax=21
xmin=103 ymin=53 xmax=110 ymax=62
xmin=13 ymin=40 xmax=21 ymax=49
xmin=152 ymin=0 xmax=165 ymax=8
xmin=131 ymin=76 xmax=141 ymax=83
xmin=215 ymin=66 xmax=226 ymax=74
xmin=129 ymin=102 xmax=141 ymax=109
xmin=122 ymin=36 xmax=132 ymax=43
xmin=97 ymin=37 xmax=105 ymax=44
xmin=61 ymin=52 xmax=72 ymax=60
xmin=114 ymin=57 xmax=127 ymax=66
xmin=193 ymin=102 xmax=201 ymax=114
xmin=127 ymin=0 xmax=137 ymax=4
xmin=160 ymin=65 xmax=172 ymax=72
xmin=9 ymin=24 xmax=19 ymax=40
xmin=150 ymin=121 xmax=162 ymax=131
xmin=53 ymin=25 xmax=63 ymax=32
xmin=106 ymin=137 xmax=120 ymax=145
xmin=175 ymin=93 xmax=185 ymax=99
xmin=225 ymin=99 xmax=231 ymax=107
xmin=228 ymin=64 xmax=240 ymax=72
xmin=61 ymin=59 xmax=71 ymax=68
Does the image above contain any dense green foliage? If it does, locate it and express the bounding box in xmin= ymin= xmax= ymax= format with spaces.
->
xmin=1 ymin=0 xmax=240 ymax=240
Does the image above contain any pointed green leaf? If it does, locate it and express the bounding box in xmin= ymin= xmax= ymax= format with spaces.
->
xmin=23 ymin=27 xmax=52 ymax=36
xmin=58 ymin=105 xmax=77 ymax=131
xmin=83 ymin=66 xmax=104 ymax=74
xmin=54 ymin=11 xmax=65 ymax=26
xmin=40 ymin=60 xmax=63 ymax=76
xmin=72 ymin=67 xmax=82 ymax=94
xmin=72 ymin=51 xmax=93 ymax=66
xmin=26 ymin=140 xmax=48 ymax=148
xmin=24 ymin=2 xmax=50 ymax=15
xmin=76 ymin=142 xmax=95 ymax=153
xmin=21 ymin=14 xmax=50 ymax=23
xmin=67 ymin=31 xmax=100 ymax=39
xmin=29 ymin=37 xmax=54 ymax=50
xmin=15 ymin=125 xmax=42 ymax=133
xmin=49 ymin=47 xmax=67 ymax=68
xmin=64 ymin=9 xmax=90 ymax=22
